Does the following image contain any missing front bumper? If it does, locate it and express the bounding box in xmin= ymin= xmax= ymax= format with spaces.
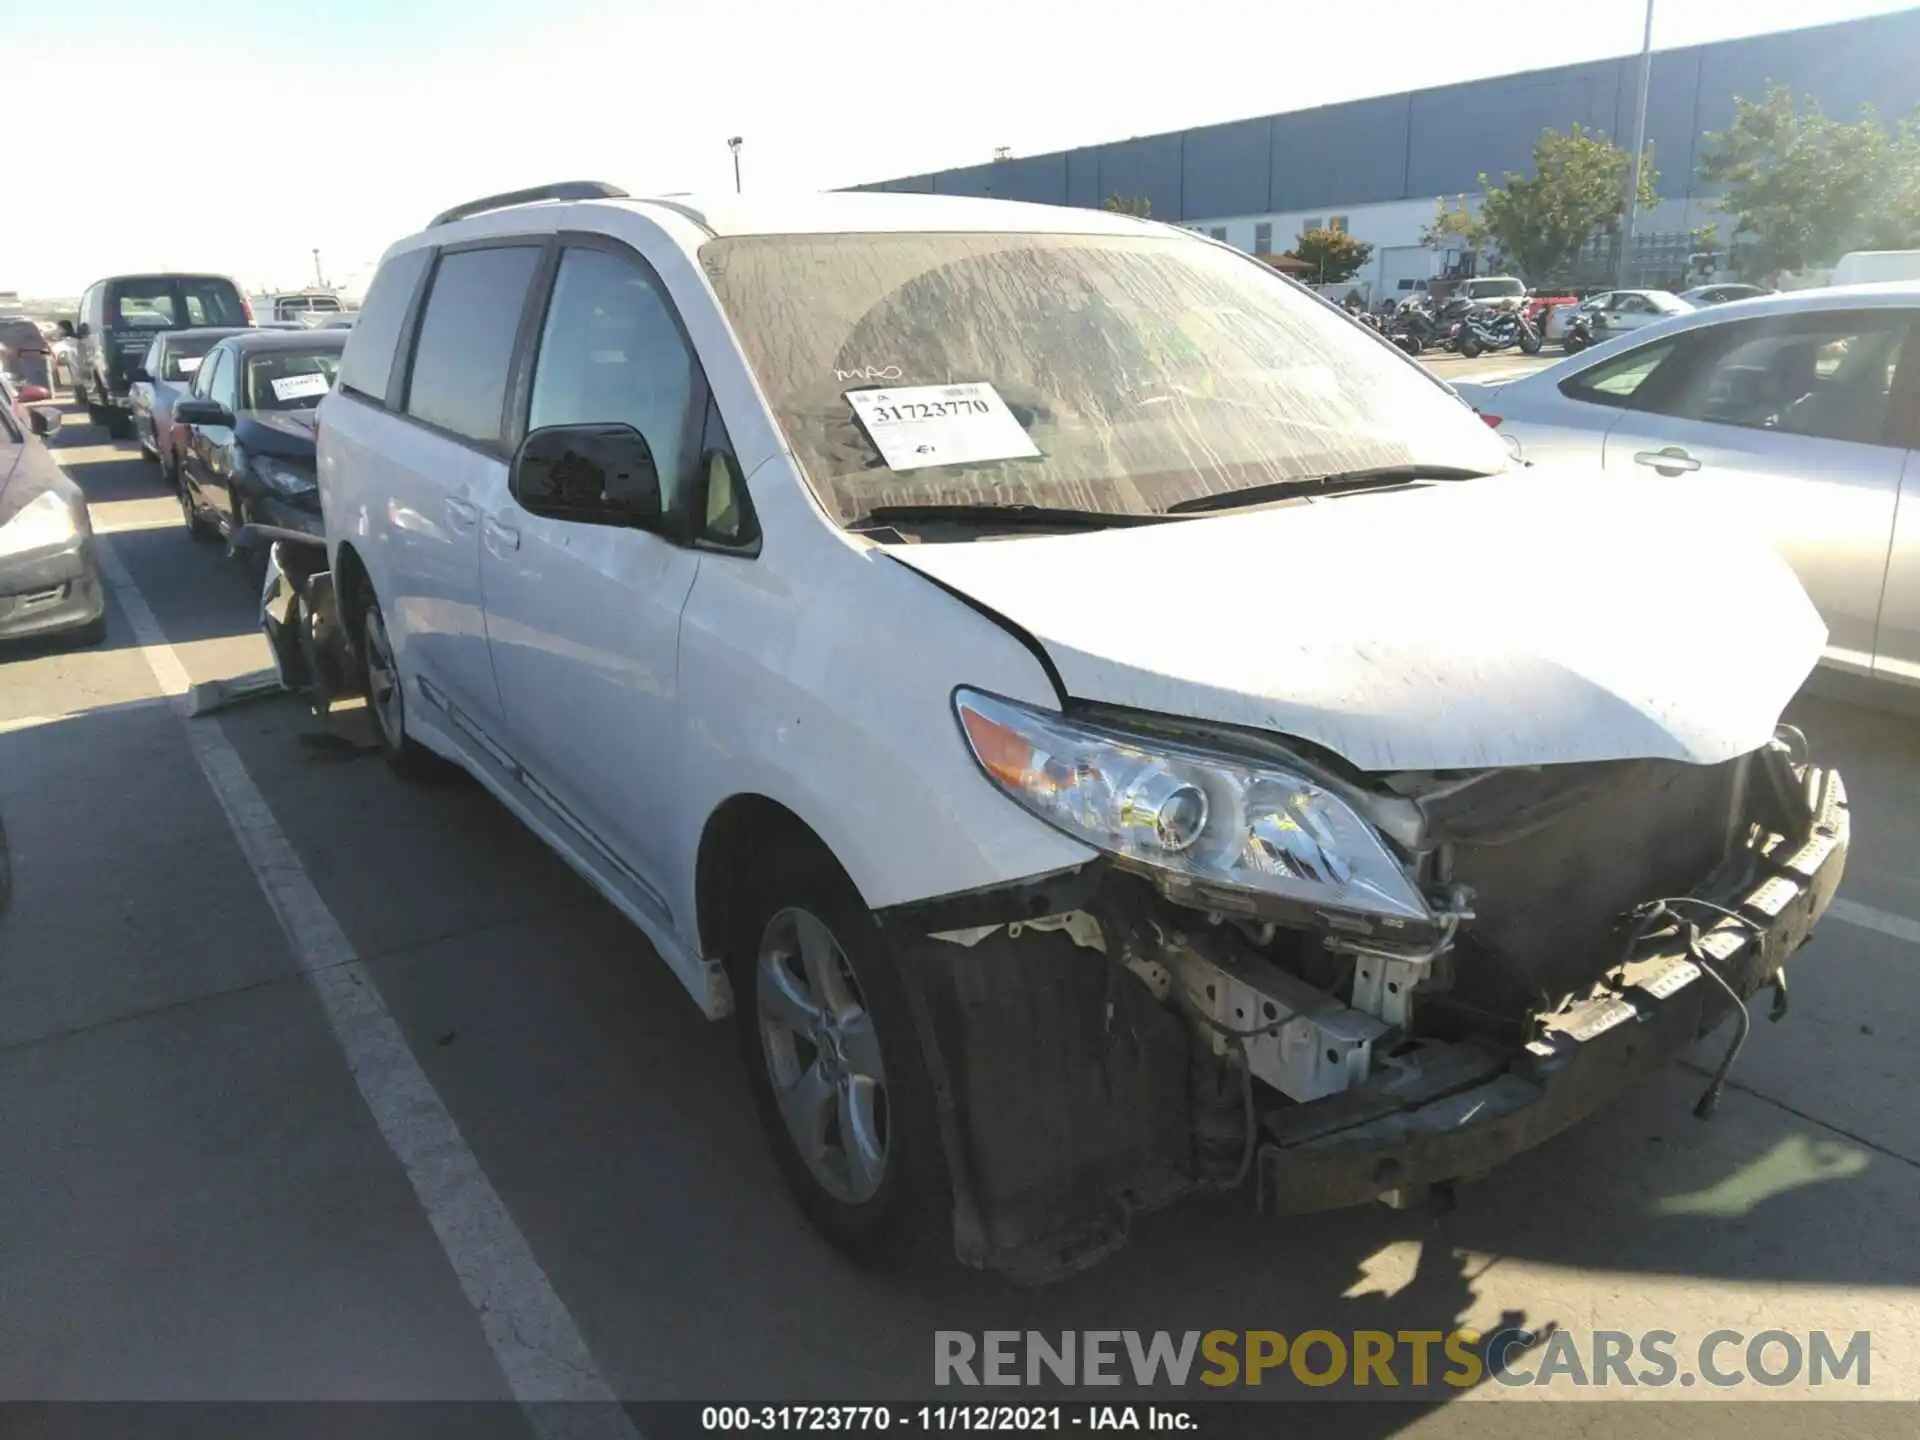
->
xmin=1255 ymin=765 xmax=1849 ymax=1214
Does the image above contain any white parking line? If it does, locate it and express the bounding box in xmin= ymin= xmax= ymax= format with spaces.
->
xmin=1830 ymin=897 xmax=1920 ymax=947
xmin=86 ymin=518 xmax=638 ymax=1432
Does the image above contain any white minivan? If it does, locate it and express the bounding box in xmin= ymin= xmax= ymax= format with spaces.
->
xmin=268 ymin=182 xmax=1850 ymax=1278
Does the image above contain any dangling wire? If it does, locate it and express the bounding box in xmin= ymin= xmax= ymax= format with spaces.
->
xmin=1626 ymin=896 xmax=1764 ymax=1119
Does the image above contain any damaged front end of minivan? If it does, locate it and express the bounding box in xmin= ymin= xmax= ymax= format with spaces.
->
xmin=881 ymin=690 xmax=1848 ymax=1284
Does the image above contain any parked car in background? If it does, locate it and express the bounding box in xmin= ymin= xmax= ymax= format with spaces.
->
xmin=0 ymin=316 xmax=53 ymax=401
xmin=63 ymin=273 xmax=251 ymax=437
xmin=1677 ymin=282 xmax=1774 ymax=306
xmin=171 ymin=329 xmax=344 ymax=549
xmin=1831 ymin=251 xmax=1920 ymax=287
xmin=128 ymin=326 xmax=249 ymax=465
xmin=1543 ymin=288 xmax=1693 ymax=341
xmin=267 ymin=290 xmax=347 ymax=321
xmin=257 ymin=183 xmax=1847 ymax=1276
xmin=1438 ymin=274 xmax=1528 ymax=319
xmin=1452 ymin=282 xmax=1920 ymax=690
xmin=0 ymin=378 xmax=104 ymax=646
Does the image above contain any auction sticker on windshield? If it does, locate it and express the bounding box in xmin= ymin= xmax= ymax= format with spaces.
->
xmin=176 ymin=356 xmax=203 ymax=374
xmin=847 ymin=382 xmax=1040 ymax=472
xmin=270 ymin=372 xmax=331 ymax=402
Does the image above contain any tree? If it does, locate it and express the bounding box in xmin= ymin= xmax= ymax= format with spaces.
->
xmin=1421 ymin=194 xmax=1488 ymax=253
xmin=1286 ymin=227 xmax=1374 ymax=284
xmin=1699 ymin=86 xmax=1920 ymax=278
xmin=1468 ymin=124 xmax=1657 ymax=283
xmin=1103 ymin=192 xmax=1152 ymax=217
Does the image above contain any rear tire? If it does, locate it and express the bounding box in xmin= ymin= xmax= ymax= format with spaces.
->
xmin=1460 ymin=333 xmax=1483 ymax=359
xmin=105 ymin=409 xmax=133 ymax=440
xmin=174 ymin=455 xmax=215 ymax=541
xmin=727 ymin=837 xmax=951 ymax=1270
xmin=357 ymin=587 xmax=445 ymax=782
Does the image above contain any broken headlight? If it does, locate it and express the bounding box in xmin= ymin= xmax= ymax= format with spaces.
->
xmin=955 ymin=689 xmax=1430 ymax=923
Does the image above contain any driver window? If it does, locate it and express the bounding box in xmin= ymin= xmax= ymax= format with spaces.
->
xmin=1666 ymin=314 xmax=1907 ymax=447
xmin=527 ymin=246 xmax=702 ymax=511
xmin=193 ymin=348 xmax=225 ymax=399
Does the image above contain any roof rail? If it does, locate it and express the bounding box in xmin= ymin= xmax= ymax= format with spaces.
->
xmin=427 ymin=180 xmax=629 ymax=229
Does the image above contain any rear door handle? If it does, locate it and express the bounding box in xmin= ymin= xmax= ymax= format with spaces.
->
xmin=1633 ymin=447 xmax=1701 ymax=474
xmin=444 ymin=497 xmax=480 ymax=532
xmin=483 ymin=515 xmax=520 ymax=554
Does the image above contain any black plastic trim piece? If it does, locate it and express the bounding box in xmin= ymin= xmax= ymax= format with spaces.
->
xmin=428 ymin=181 xmax=629 ymax=229
xmin=874 ymin=862 xmax=1109 ymax=937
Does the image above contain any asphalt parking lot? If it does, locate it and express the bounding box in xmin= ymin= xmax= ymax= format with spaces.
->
xmin=4 ymin=390 xmax=1920 ymax=1432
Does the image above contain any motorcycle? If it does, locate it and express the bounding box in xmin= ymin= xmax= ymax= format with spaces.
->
xmin=1388 ymin=305 xmax=1444 ymax=355
xmin=1560 ymin=310 xmax=1598 ymax=353
xmin=1456 ymin=304 xmax=1543 ymax=358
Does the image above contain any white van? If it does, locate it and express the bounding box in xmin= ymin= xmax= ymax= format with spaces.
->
xmin=261 ymin=182 xmax=1851 ymax=1278
xmin=1831 ymin=251 xmax=1920 ymax=287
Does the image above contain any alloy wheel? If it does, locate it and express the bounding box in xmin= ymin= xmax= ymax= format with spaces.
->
xmin=755 ymin=906 xmax=890 ymax=1204
xmin=362 ymin=604 xmax=406 ymax=752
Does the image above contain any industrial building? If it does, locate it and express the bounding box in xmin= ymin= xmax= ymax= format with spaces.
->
xmin=847 ymin=8 xmax=1920 ymax=298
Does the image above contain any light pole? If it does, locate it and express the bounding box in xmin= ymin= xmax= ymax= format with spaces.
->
xmin=1616 ymin=0 xmax=1655 ymax=288
xmin=728 ymin=136 xmax=743 ymax=194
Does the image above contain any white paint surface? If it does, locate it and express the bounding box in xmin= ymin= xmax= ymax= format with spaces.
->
xmin=891 ymin=466 xmax=1827 ymax=771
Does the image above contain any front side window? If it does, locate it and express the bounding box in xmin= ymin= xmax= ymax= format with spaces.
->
xmin=246 ymin=348 xmax=342 ymax=410
xmin=405 ymin=245 xmax=542 ymax=445
xmin=193 ymin=347 xmax=228 ymax=404
xmin=1663 ymin=313 xmax=1910 ymax=447
xmin=141 ymin=339 xmax=163 ymax=378
xmin=527 ymin=246 xmax=701 ymax=506
xmin=700 ymin=230 xmax=1507 ymax=527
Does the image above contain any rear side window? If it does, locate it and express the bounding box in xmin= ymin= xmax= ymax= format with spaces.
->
xmin=337 ymin=247 xmax=433 ymax=403
xmin=106 ymin=277 xmax=246 ymax=328
xmin=1560 ymin=340 xmax=1679 ymax=408
xmin=405 ymin=246 xmax=542 ymax=446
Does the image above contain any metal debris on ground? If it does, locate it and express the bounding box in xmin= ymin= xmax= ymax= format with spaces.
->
xmin=186 ymin=669 xmax=288 ymax=718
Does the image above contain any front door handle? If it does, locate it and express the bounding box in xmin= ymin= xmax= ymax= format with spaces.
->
xmin=1633 ymin=446 xmax=1701 ymax=475
xmin=483 ymin=515 xmax=520 ymax=554
xmin=444 ymin=497 xmax=480 ymax=533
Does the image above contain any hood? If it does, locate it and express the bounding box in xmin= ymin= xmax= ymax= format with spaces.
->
xmin=235 ymin=408 xmax=318 ymax=459
xmin=885 ymin=467 xmax=1825 ymax=772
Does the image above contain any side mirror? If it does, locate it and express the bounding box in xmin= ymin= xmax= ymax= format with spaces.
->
xmin=27 ymin=406 xmax=62 ymax=437
xmin=129 ymin=367 xmax=151 ymax=384
xmin=173 ymin=397 xmax=234 ymax=427
xmin=56 ymin=320 xmax=75 ymax=339
xmin=509 ymin=423 xmax=664 ymax=529
xmin=74 ymin=323 xmax=90 ymax=340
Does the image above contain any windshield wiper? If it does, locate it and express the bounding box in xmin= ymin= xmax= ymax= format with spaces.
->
xmin=1164 ymin=464 xmax=1496 ymax=516
xmin=848 ymin=503 xmax=1168 ymax=534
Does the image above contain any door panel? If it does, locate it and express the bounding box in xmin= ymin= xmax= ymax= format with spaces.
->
xmin=1601 ymin=415 xmax=1903 ymax=671
xmin=1872 ymin=452 xmax=1920 ymax=685
xmin=1600 ymin=309 xmax=1913 ymax=673
xmin=386 ymin=243 xmax=545 ymax=743
xmin=480 ymin=241 xmax=707 ymax=900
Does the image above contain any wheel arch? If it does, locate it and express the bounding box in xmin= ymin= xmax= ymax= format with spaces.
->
xmin=695 ymin=793 xmax=849 ymax=967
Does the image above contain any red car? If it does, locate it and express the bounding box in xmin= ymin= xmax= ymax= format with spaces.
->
xmin=0 ymin=316 xmax=53 ymax=403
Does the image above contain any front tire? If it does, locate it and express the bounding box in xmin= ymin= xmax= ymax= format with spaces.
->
xmin=357 ymin=588 xmax=443 ymax=781
xmin=1518 ymin=325 xmax=1543 ymax=356
xmin=728 ymin=838 xmax=949 ymax=1269
xmin=105 ymin=409 xmax=133 ymax=440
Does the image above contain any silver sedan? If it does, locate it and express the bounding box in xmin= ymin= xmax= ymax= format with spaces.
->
xmin=1453 ymin=282 xmax=1920 ymax=691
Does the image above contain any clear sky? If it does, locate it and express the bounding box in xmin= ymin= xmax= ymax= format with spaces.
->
xmin=4 ymin=0 xmax=1913 ymax=297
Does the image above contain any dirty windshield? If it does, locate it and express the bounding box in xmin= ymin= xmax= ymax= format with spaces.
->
xmin=700 ymin=231 xmax=1505 ymax=525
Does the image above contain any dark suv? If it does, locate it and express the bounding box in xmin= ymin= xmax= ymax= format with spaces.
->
xmin=61 ymin=273 xmax=251 ymax=437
